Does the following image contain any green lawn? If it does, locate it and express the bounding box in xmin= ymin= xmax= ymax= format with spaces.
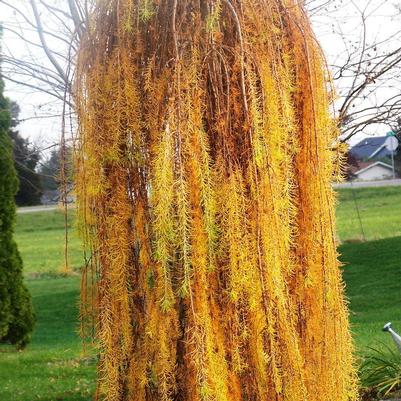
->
xmin=0 ymin=211 xmax=95 ymax=401
xmin=337 ymin=186 xmax=401 ymax=242
xmin=15 ymin=210 xmax=83 ymax=277
xmin=0 ymin=187 xmax=400 ymax=400
xmin=0 ymin=278 xmax=96 ymax=401
xmin=341 ymin=236 xmax=401 ymax=353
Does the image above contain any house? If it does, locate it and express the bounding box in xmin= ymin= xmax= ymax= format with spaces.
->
xmin=349 ymin=136 xmax=394 ymax=160
xmin=348 ymin=136 xmax=398 ymax=181
xmin=350 ymin=161 xmax=395 ymax=181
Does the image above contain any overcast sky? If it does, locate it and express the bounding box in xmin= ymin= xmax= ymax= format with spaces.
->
xmin=1 ymin=0 xmax=400 ymax=148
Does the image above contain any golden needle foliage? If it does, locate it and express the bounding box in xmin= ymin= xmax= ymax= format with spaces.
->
xmin=75 ymin=1 xmax=358 ymax=400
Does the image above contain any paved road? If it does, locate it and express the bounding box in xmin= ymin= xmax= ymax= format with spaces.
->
xmin=333 ymin=179 xmax=401 ymax=189
xmin=17 ymin=205 xmax=59 ymax=214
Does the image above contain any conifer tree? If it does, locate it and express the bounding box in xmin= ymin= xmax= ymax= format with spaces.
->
xmin=75 ymin=1 xmax=358 ymax=400
xmin=0 ymin=60 xmax=35 ymax=349
xmin=9 ymin=102 xmax=42 ymax=206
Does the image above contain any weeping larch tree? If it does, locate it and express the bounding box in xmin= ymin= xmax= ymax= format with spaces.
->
xmin=75 ymin=0 xmax=358 ymax=400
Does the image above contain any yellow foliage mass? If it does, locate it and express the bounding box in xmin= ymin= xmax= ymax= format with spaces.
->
xmin=75 ymin=1 xmax=357 ymax=400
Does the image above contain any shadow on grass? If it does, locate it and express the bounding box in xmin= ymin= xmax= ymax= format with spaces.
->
xmin=340 ymin=236 xmax=401 ymax=353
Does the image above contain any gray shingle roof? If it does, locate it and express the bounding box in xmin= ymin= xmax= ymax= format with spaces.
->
xmin=349 ymin=136 xmax=392 ymax=159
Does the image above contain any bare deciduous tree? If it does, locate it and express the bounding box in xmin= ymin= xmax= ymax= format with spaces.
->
xmin=0 ymin=0 xmax=88 ymax=109
xmin=1 ymin=0 xmax=401 ymax=144
xmin=307 ymin=0 xmax=401 ymax=142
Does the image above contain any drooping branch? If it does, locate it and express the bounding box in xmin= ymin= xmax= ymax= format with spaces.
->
xmin=75 ymin=2 xmax=358 ymax=401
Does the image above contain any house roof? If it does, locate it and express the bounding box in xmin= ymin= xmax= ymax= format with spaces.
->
xmin=349 ymin=136 xmax=393 ymax=159
xmin=352 ymin=161 xmax=393 ymax=176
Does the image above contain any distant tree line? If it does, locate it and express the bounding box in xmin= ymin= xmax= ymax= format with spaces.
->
xmin=8 ymin=102 xmax=42 ymax=206
xmin=6 ymin=104 xmax=69 ymax=206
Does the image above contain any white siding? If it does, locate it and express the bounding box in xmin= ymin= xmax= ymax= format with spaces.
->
xmin=356 ymin=165 xmax=393 ymax=181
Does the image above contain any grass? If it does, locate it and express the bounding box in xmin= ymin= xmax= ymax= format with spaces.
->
xmin=1 ymin=186 xmax=400 ymax=400
xmin=0 ymin=277 xmax=96 ymax=401
xmin=336 ymin=186 xmax=401 ymax=354
xmin=0 ymin=211 xmax=96 ymax=401
xmin=15 ymin=210 xmax=83 ymax=277
xmin=340 ymin=236 xmax=401 ymax=353
xmin=336 ymin=186 xmax=401 ymax=242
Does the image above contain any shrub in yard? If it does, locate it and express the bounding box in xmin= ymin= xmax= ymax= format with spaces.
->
xmin=0 ymin=67 xmax=35 ymax=349
xmin=360 ymin=345 xmax=401 ymax=399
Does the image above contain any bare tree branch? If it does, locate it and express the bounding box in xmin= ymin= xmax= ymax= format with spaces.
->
xmin=0 ymin=0 xmax=400 ymax=152
xmin=29 ymin=0 xmax=68 ymax=84
xmin=307 ymin=0 xmax=401 ymax=142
